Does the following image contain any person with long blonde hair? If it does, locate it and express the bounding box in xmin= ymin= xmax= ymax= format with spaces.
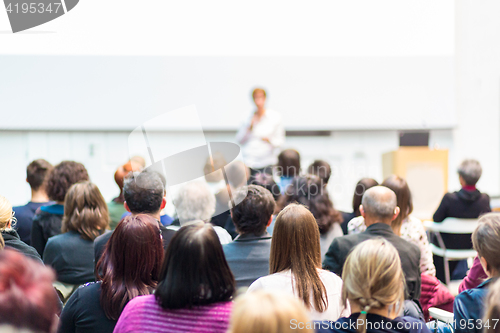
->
xmin=0 ymin=195 xmax=41 ymax=262
xmin=483 ymin=278 xmax=500 ymax=333
xmin=228 ymin=290 xmax=313 ymax=333
xmin=317 ymin=239 xmax=430 ymax=333
xmin=248 ymin=204 xmax=349 ymax=321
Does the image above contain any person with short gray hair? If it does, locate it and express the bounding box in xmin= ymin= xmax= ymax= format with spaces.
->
xmin=323 ymin=186 xmax=422 ymax=311
xmin=433 ymin=159 xmax=491 ymax=283
xmin=169 ymin=181 xmax=233 ymax=245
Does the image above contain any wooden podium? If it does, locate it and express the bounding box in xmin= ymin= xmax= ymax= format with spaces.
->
xmin=382 ymin=147 xmax=448 ymax=220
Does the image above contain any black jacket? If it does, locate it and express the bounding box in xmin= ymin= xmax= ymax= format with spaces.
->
xmin=432 ymin=189 xmax=491 ymax=249
xmin=323 ymin=223 xmax=421 ymax=300
xmin=31 ymin=204 xmax=65 ymax=256
xmin=2 ymin=229 xmax=43 ymax=264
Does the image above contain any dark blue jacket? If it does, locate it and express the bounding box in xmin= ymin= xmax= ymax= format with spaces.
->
xmin=454 ymin=278 xmax=495 ymax=333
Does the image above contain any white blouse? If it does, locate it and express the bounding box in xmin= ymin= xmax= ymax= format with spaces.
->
xmin=347 ymin=215 xmax=436 ymax=277
xmin=235 ymin=109 xmax=285 ymax=169
xmin=247 ymin=269 xmax=350 ymax=321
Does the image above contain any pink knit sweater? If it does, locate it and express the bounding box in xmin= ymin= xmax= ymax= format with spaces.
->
xmin=113 ymin=295 xmax=232 ymax=333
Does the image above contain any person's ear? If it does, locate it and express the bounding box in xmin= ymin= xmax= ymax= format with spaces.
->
xmin=266 ymin=216 xmax=273 ymax=227
xmin=359 ymin=205 xmax=365 ymax=218
xmin=479 ymin=256 xmax=492 ymax=277
xmin=392 ymin=206 xmax=400 ymax=221
xmin=160 ymin=197 xmax=167 ymax=210
xmin=26 ymin=178 xmax=29 ymax=184
xmin=124 ymin=202 xmax=131 ymax=213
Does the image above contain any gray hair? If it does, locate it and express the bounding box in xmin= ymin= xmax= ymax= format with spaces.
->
xmin=458 ymin=159 xmax=482 ymax=186
xmin=174 ymin=181 xmax=216 ymax=224
xmin=361 ymin=186 xmax=397 ymax=220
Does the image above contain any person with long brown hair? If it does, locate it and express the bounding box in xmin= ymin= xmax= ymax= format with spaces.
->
xmin=347 ymin=175 xmax=435 ymax=277
xmin=277 ymin=175 xmax=343 ymax=260
xmin=58 ymin=214 xmax=164 ymax=333
xmin=248 ymin=204 xmax=349 ymax=321
xmin=317 ymin=239 xmax=429 ymax=333
xmin=43 ymin=181 xmax=109 ymax=286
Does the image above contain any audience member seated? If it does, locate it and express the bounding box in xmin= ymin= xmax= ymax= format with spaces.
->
xmin=317 ymin=239 xmax=430 ymax=333
xmin=31 ymin=161 xmax=89 ymax=256
xmin=107 ymin=160 xmax=142 ymax=229
xmin=228 ymin=290 xmax=312 ymax=333
xmin=13 ymin=159 xmax=52 ymax=245
xmin=119 ymin=168 xmax=173 ymax=226
xmin=452 ymin=213 xmax=500 ymax=333
xmin=44 ymin=182 xmax=109 ymax=286
xmin=94 ymin=169 xmax=176 ymax=263
xmin=323 ymin=186 xmax=422 ymax=307
xmin=276 ymin=149 xmax=301 ymax=194
xmin=277 ymin=175 xmax=343 ymax=260
xmin=0 ymin=249 xmax=61 ymax=333
xmin=0 ymin=195 xmax=41 ymax=263
xmin=433 ymin=159 xmax=491 ymax=282
xmin=204 ymin=152 xmax=230 ymax=228
xmin=248 ymin=204 xmax=350 ymax=321
xmin=113 ymin=222 xmax=235 ymax=333
xmin=223 ymin=160 xmax=252 ymax=237
xmin=169 ymin=181 xmax=232 ymax=244
xmin=223 ymin=185 xmax=275 ymax=288
xmin=348 ymin=175 xmax=435 ymax=277
xmin=483 ymin=278 xmax=500 ymax=333
xmin=339 ymin=178 xmax=378 ymax=235
xmin=58 ymin=214 xmax=164 ymax=333
xmin=307 ymin=159 xmax=332 ymax=188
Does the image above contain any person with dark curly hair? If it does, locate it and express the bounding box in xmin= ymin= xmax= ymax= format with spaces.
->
xmin=31 ymin=161 xmax=89 ymax=256
xmin=277 ymin=175 xmax=343 ymax=260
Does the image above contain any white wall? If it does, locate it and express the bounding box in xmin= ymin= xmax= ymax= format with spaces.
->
xmin=0 ymin=129 xmax=457 ymax=214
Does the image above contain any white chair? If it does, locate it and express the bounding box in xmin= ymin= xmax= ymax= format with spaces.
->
xmin=424 ymin=218 xmax=478 ymax=286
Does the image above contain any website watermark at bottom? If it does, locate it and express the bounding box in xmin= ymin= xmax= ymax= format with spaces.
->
xmin=290 ymin=319 xmax=424 ymax=330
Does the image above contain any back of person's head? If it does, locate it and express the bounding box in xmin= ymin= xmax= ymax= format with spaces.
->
xmin=46 ymin=161 xmax=89 ymax=202
xmin=360 ymin=186 xmax=398 ymax=224
xmin=174 ymin=181 xmax=215 ymax=224
xmin=204 ymin=152 xmax=227 ymax=183
xmin=114 ymin=160 xmax=142 ymax=192
xmin=123 ymin=170 xmax=164 ymax=215
xmin=352 ymin=178 xmax=379 ymax=216
xmin=229 ymin=290 xmax=312 ymax=333
xmin=472 ymin=213 xmax=500 ymax=276
xmin=155 ymin=222 xmax=235 ymax=309
xmin=277 ymin=149 xmax=300 ymax=178
xmin=0 ymin=195 xmax=15 ymax=231
xmin=342 ymin=238 xmax=405 ymax=333
xmin=248 ymin=172 xmax=281 ymax=202
xmin=307 ymin=160 xmax=332 ymax=186
xmin=484 ymin=278 xmax=500 ymax=333
xmin=0 ymin=249 xmax=60 ymax=333
xmin=62 ymin=181 xmax=109 ymax=241
xmin=26 ymin=159 xmax=52 ymax=191
xmin=458 ymin=159 xmax=482 ymax=186
xmin=96 ymin=214 xmax=164 ymax=320
xmin=226 ymin=161 xmax=249 ymax=189
xmin=271 ymin=204 xmax=327 ymax=312
xmin=230 ymin=185 xmax=275 ymax=236
xmin=278 ymin=175 xmax=342 ymax=234
xmin=381 ymin=175 xmax=413 ymax=234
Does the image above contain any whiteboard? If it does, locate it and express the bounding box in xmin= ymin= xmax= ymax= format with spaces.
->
xmin=0 ymin=55 xmax=455 ymax=131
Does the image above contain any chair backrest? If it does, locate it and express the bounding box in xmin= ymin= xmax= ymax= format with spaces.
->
xmin=424 ymin=218 xmax=479 ymax=234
